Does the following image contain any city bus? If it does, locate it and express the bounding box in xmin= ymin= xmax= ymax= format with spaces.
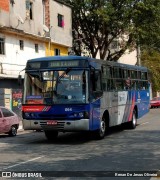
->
xmin=21 ymin=56 xmax=150 ymax=140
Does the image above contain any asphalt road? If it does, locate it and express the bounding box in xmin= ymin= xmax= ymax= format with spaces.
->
xmin=0 ymin=108 xmax=160 ymax=180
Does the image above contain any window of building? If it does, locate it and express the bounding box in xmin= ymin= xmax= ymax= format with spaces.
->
xmin=19 ymin=40 xmax=24 ymax=50
xmin=26 ymin=0 xmax=33 ymax=20
xmin=54 ymin=48 xmax=60 ymax=55
xmin=0 ymin=38 xmax=5 ymax=55
xmin=57 ymin=14 xmax=64 ymax=28
xmin=35 ymin=44 xmax=39 ymax=53
xmin=42 ymin=0 xmax=45 ymax=24
xmin=30 ymin=2 xmax=33 ymax=19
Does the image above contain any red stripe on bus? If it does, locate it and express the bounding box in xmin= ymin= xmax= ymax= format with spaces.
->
xmin=22 ymin=106 xmax=50 ymax=112
xmin=128 ymin=94 xmax=136 ymax=122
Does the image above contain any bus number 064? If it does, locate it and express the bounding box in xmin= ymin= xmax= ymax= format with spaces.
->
xmin=65 ymin=108 xmax=72 ymax=111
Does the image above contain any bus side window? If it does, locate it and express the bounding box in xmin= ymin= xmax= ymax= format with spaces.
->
xmin=110 ymin=79 xmax=116 ymax=91
xmin=115 ymin=79 xmax=124 ymax=90
xmin=92 ymin=71 xmax=101 ymax=91
xmin=124 ymin=77 xmax=131 ymax=90
xmin=123 ymin=69 xmax=128 ymax=78
xmin=142 ymin=81 xmax=148 ymax=90
xmin=91 ymin=70 xmax=103 ymax=98
xmin=102 ymin=66 xmax=107 ymax=91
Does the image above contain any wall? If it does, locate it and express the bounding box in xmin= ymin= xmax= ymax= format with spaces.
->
xmin=0 ymin=33 xmax=45 ymax=77
xmin=50 ymin=0 xmax=72 ymax=47
xmin=45 ymin=42 xmax=68 ymax=56
xmin=118 ymin=50 xmax=137 ymax=65
xmin=0 ymin=0 xmax=9 ymax=12
xmin=0 ymin=88 xmax=22 ymax=118
xmin=0 ymin=0 xmax=44 ymax=36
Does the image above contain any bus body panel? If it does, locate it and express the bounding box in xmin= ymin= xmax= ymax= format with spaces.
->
xmin=22 ymin=104 xmax=100 ymax=131
xmin=90 ymin=99 xmax=101 ymax=130
xmin=136 ymin=90 xmax=150 ymax=119
xmin=21 ymin=56 xmax=150 ymax=137
xmin=100 ymin=91 xmax=133 ymax=127
xmin=22 ymin=118 xmax=90 ymax=131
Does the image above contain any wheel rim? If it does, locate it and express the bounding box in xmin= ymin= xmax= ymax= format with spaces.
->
xmin=132 ymin=113 xmax=136 ymax=126
xmin=12 ymin=127 xmax=17 ymax=136
xmin=100 ymin=120 xmax=105 ymax=136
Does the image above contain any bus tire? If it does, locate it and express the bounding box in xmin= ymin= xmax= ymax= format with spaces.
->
xmin=94 ymin=117 xmax=106 ymax=140
xmin=44 ymin=131 xmax=58 ymax=140
xmin=129 ymin=110 xmax=137 ymax=129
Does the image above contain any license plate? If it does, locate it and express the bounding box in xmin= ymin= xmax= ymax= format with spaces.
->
xmin=47 ymin=120 xmax=57 ymax=125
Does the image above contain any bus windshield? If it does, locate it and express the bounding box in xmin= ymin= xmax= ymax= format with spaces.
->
xmin=23 ymin=70 xmax=89 ymax=104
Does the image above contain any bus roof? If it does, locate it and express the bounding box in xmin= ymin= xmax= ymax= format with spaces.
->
xmin=27 ymin=55 xmax=147 ymax=71
xmin=27 ymin=56 xmax=89 ymax=62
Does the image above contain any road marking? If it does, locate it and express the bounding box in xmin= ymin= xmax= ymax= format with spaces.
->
xmin=139 ymin=122 xmax=149 ymax=125
xmin=3 ymin=156 xmax=45 ymax=170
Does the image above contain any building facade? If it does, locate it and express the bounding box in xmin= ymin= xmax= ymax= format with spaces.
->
xmin=45 ymin=0 xmax=72 ymax=56
xmin=0 ymin=0 xmax=72 ymax=110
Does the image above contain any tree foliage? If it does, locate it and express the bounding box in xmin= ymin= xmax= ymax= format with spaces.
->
xmin=65 ymin=0 xmax=160 ymax=61
xmin=141 ymin=49 xmax=160 ymax=92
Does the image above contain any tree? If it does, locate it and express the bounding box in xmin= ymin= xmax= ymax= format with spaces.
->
xmin=65 ymin=0 xmax=160 ymax=61
xmin=141 ymin=49 xmax=160 ymax=93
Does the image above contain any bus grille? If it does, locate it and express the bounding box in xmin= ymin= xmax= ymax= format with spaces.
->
xmin=39 ymin=114 xmax=67 ymax=120
xmin=40 ymin=121 xmax=65 ymax=130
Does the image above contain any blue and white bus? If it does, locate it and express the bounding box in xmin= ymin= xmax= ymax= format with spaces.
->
xmin=22 ymin=56 xmax=150 ymax=140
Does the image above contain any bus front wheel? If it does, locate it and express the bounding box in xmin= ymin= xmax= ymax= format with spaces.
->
xmin=44 ymin=131 xmax=58 ymax=140
xmin=94 ymin=118 xmax=106 ymax=140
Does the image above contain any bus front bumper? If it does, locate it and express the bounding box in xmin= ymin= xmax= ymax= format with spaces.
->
xmin=22 ymin=119 xmax=90 ymax=131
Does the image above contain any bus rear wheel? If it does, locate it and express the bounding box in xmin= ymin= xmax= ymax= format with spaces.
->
xmin=94 ymin=118 xmax=106 ymax=140
xmin=129 ymin=110 xmax=137 ymax=129
xmin=44 ymin=131 xmax=58 ymax=140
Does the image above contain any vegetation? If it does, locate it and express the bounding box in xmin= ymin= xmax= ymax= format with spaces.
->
xmin=65 ymin=0 xmax=160 ymax=62
xmin=141 ymin=49 xmax=160 ymax=92
xmin=64 ymin=0 xmax=160 ymax=93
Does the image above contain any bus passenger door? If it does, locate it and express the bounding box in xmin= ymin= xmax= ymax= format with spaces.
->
xmin=90 ymin=70 xmax=103 ymax=130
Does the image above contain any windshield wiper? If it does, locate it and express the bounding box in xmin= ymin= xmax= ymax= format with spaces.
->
xmin=58 ymin=68 xmax=72 ymax=82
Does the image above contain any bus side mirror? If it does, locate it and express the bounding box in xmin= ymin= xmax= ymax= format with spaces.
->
xmin=18 ymin=75 xmax=22 ymax=85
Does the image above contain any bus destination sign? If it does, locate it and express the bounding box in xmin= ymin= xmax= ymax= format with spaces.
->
xmin=49 ymin=61 xmax=79 ymax=67
xmin=27 ymin=62 xmax=41 ymax=69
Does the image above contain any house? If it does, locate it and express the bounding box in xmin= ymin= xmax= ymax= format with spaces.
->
xmin=0 ymin=0 xmax=72 ymax=110
xmin=45 ymin=0 xmax=72 ymax=56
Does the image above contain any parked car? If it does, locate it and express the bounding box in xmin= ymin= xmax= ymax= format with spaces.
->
xmin=150 ymin=97 xmax=160 ymax=108
xmin=0 ymin=106 xmax=20 ymax=136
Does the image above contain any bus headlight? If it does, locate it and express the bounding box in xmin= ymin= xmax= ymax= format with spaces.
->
xmin=73 ymin=111 xmax=89 ymax=118
xmin=79 ymin=112 xmax=84 ymax=118
xmin=25 ymin=113 xmax=30 ymax=117
xmin=30 ymin=113 xmax=35 ymax=117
